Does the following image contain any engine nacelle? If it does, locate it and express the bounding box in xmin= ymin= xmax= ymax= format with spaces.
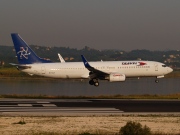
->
xmin=109 ymin=73 xmax=126 ymax=82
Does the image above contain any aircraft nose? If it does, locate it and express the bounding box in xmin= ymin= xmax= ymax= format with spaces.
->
xmin=168 ymin=67 xmax=173 ymax=73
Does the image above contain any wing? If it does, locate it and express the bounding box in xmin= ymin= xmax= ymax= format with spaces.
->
xmin=81 ymin=55 xmax=109 ymax=79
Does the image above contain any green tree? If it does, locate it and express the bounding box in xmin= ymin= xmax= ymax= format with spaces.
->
xmin=119 ymin=121 xmax=151 ymax=135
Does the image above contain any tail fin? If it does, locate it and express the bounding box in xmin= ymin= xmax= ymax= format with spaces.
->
xmin=11 ymin=33 xmax=51 ymax=64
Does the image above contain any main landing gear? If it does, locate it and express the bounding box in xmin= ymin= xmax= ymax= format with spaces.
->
xmin=89 ymin=79 xmax=99 ymax=87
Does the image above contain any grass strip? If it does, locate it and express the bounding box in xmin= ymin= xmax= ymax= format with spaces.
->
xmin=0 ymin=94 xmax=180 ymax=99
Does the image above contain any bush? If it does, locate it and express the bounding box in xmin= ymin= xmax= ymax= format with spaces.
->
xmin=119 ymin=121 xmax=151 ymax=135
xmin=13 ymin=120 xmax=26 ymax=125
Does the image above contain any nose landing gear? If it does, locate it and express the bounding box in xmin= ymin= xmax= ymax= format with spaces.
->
xmin=155 ymin=79 xmax=159 ymax=83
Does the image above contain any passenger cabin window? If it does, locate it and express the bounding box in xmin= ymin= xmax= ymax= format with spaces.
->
xmin=162 ymin=65 xmax=166 ymax=67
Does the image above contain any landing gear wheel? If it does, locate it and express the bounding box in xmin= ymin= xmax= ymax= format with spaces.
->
xmin=155 ymin=80 xmax=159 ymax=83
xmin=89 ymin=79 xmax=99 ymax=86
xmin=94 ymin=82 xmax=99 ymax=87
xmin=89 ymin=80 xmax=94 ymax=85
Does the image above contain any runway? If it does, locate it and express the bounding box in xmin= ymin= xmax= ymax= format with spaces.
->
xmin=0 ymin=98 xmax=180 ymax=116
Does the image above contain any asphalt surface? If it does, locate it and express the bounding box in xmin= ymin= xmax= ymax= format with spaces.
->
xmin=0 ymin=99 xmax=180 ymax=116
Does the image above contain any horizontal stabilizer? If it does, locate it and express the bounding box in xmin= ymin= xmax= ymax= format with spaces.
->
xmin=9 ymin=63 xmax=31 ymax=69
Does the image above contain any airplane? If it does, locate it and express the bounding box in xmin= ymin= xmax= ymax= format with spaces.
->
xmin=10 ymin=33 xmax=173 ymax=87
xmin=58 ymin=53 xmax=65 ymax=63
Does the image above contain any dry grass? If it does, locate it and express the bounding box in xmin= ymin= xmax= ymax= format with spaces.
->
xmin=0 ymin=115 xmax=179 ymax=135
xmin=1 ymin=93 xmax=180 ymax=99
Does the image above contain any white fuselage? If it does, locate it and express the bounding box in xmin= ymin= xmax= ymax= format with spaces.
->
xmin=21 ymin=61 xmax=173 ymax=79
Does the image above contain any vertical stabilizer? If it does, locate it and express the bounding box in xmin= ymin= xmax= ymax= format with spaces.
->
xmin=11 ymin=33 xmax=51 ymax=64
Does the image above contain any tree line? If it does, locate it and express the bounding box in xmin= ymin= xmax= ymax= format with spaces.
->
xmin=0 ymin=45 xmax=179 ymax=68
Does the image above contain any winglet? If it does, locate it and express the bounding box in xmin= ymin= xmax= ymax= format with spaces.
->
xmin=81 ymin=55 xmax=92 ymax=68
xmin=58 ymin=53 xmax=65 ymax=63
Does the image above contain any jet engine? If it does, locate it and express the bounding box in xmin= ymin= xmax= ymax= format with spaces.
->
xmin=109 ymin=73 xmax=126 ymax=82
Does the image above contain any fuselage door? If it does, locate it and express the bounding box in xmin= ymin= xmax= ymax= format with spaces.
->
xmin=41 ymin=66 xmax=46 ymax=74
xmin=154 ymin=64 xmax=158 ymax=71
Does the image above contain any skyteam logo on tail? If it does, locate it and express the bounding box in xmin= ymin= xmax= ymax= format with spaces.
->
xmin=17 ymin=47 xmax=31 ymax=59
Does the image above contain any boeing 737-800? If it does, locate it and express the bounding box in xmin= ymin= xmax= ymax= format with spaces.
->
xmin=10 ymin=33 xmax=173 ymax=86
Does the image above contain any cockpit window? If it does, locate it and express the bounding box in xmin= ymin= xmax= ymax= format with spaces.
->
xmin=162 ymin=65 xmax=166 ymax=67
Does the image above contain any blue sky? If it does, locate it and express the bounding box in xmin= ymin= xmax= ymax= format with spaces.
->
xmin=0 ymin=0 xmax=180 ymax=50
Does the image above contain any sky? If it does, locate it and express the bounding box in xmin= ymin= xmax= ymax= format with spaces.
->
xmin=0 ymin=0 xmax=180 ymax=51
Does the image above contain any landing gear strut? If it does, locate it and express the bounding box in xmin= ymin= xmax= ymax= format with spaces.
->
xmin=89 ymin=79 xmax=99 ymax=87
